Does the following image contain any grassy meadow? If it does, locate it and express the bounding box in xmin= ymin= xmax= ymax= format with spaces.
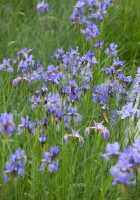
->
xmin=0 ymin=0 xmax=140 ymax=199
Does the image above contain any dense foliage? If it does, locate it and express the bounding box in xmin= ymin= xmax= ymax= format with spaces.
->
xmin=0 ymin=0 xmax=140 ymax=199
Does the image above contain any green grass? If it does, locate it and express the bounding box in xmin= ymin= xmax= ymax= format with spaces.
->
xmin=0 ymin=0 xmax=140 ymax=200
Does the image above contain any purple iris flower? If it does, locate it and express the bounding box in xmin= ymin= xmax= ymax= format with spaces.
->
xmin=43 ymin=152 xmax=52 ymax=163
xmin=39 ymin=134 xmax=47 ymax=147
xmin=101 ymin=139 xmax=140 ymax=186
xmin=118 ymin=154 xmax=134 ymax=171
xmin=29 ymin=96 xmax=42 ymax=110
xmin=132 ymin=139 xmax=140 ymax=164
xmin=0 ymin=58 xmax=13 ymax=72
xmin=29 ymin=71 xmax=42 ymax=83
xmin=68 ymin=105 xmax=77 ymax=116
xmin=48 ymin=160 xmax=59 ymax=173
xmin=101 ymin=142 xmax=120 ymax=160
xmin=85 ymin=0 xmax=98 ymax=10
xmin=64 ymin=105 xmax=82 ymax=125
xmin=53 ymin=109 xmax=66 ymax=131
xmin=110 ymin=149 xmax=135 ymax=186
xmin=94 ymin=41 xmax=104 ymax=50
xmin=102 ymin=67 xmax=110 ymax=75
xmin=112 ymin=57 xmax=125 ymax=67
xmin=88 ymin=3 xmax=107 ymax=20
xmin=50 ymin=146 xmax=59 ymax=155
xmin=12 ymin=77 xmax=22 ymax=86
xmin=117 ymin=71 xmax=132 ymax=83
xmin=36 ymin=1 xmax=49 ymax=15
xmin=36 ymin=88 xmax=40 ymax=96
xmin=18 ymin=54 xmax=34 ymax=74
xmin=117 ymin=103 xmax=133 ymax=119
xmin=84 ymin=127 xmax=90 ymax=137
xmin=17 ymin=48 xmax=33 ymax=58
xmin=70 ymin=1 xmax=85 ymax=25
xmin=52 ymin=48 xmax=64 ymax=60
xmin=39 ymin=146 xmax=59 ymax=173
xmin=4 ymin=148 xmax=26 ymax=182
xmin=136 ymin=67 xmax=140 ymax=75
xmin=12 ymin=76 xmax=28 ymax=86
xmin=104 ymin=0 xmax=111 ymax=7
xmin=63 ymin=129 xmax=84 ymax=146
xmin=93 ymin=121 xmax=110 ymax=139
xmin=64 ymin=115 xmax=71 ymax=124
xmin=41 ymin=83 xmax=48 ymax=94
xmin=105 ymin=43 xmax=118 ymax=57
xmin=0 ymin=113 xmax=15 ymax=136
xmin=81 ymin=22 xmax=99 ymax=40
xmin=116 ymin=85 xmax=127 ymax=102
xmin=118 ymin=70 xmax=125 ymax=81
xmin=75 ymin=1 xmax=85 ymax=9
xmin=44 ymin=93 xmax=62 ymax=113
xmin=81 ymin=82 xmax=90 ymax=91
xmin=17 ymin=116 xmax=35 ymax=134
xmin=67 ymin=89 xmax=82 ymax=103
xmin=110 ymin=66 xmax=116 ymax=75
xmin=124 ymin=76 xmax=133 ymax=84
xmin=80 ymin=66 xmax=92 ymax=83
xmin=110 ymin=165 xmax=135 ymax=186
xmin=92 ymin=84 xmax=109 ymax=105
xmin=36 ymin=118 xmax=49 ymax=130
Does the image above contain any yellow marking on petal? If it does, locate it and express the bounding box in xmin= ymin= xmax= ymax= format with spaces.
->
xmin=8 ymin=123 xmax=14 ymax=127
xmin=0 ymin=125 xmax=4 ymax=129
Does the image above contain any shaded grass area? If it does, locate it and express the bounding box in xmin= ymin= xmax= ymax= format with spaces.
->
xmin=0 ymin=0 xmax=76 ymax=60
xmin=0 ymin=0 xmax=140 ymax=62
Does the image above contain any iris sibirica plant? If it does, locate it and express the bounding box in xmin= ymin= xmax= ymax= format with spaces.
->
xmin=0 ymin=58 xmax=13 ymax=72
xmin=4 ymin=148 xmax=27 ymax=182
xmin=70 ymin=0 xmax=114 ymax=41
xmin=85 ymin=120 xmax=110 ymax=139
xmin=0 ymin=113 xmax=15 ymax=136
xmin=36 ymin=1 xmax=49 ymax=15
xmin=40 ymin=146 xmax=59 ymax=172
xmin=101 ymin=138 xmax=140 ymax=186
xmin=63 ymin=129 xmax=84 ymax=146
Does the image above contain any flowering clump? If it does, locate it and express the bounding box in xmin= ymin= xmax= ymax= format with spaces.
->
xmin=36 ymin=1 xmax=49 ymax=15
xmin=39 ymin=146 xmax=59 ymax=172
xmin=43 ymin=64 xmax=64 ymax=85
xmin=85 ymin=121 xmax=110 ymax=139
xmin=81 ymin=22 xmax=99 ymax=40
xmin=101 ymin=142 xmax=120 ymax=160
xmin=101 ymin=138 xmax=140 ymax=186
xmin=63 ymin=129 xmax=84 ymax=146
xmin=0 ymin=113 xmax=15 ymax=136
xmin=117 ymin=103 xmax=134 ymax=119
xmin=4 ymin=148 xmax=27 ymax=182
xmin=17 ymin=116 xmax=35 ymax=135
xmin=94 ymin=41 xmax=104 ymax=50
xmin=105 ymin=43 xmax=118 ymax=57
xmin=0 ymin=58 xmax=13 ymax=72
xmin=44 ymin=93 xmax=62 ymax=113
xmin=64 ymin=105 xmax=82 ymax=129
xmin=70 ymin=0 xmax=113 ymax=41
xmin=1 ymin=0 xmax=140 ymax=195
xmin=29 ymin=96 xmax=42 ymax=110
xmin=12 ymin=48 xmax=45 ymax=86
